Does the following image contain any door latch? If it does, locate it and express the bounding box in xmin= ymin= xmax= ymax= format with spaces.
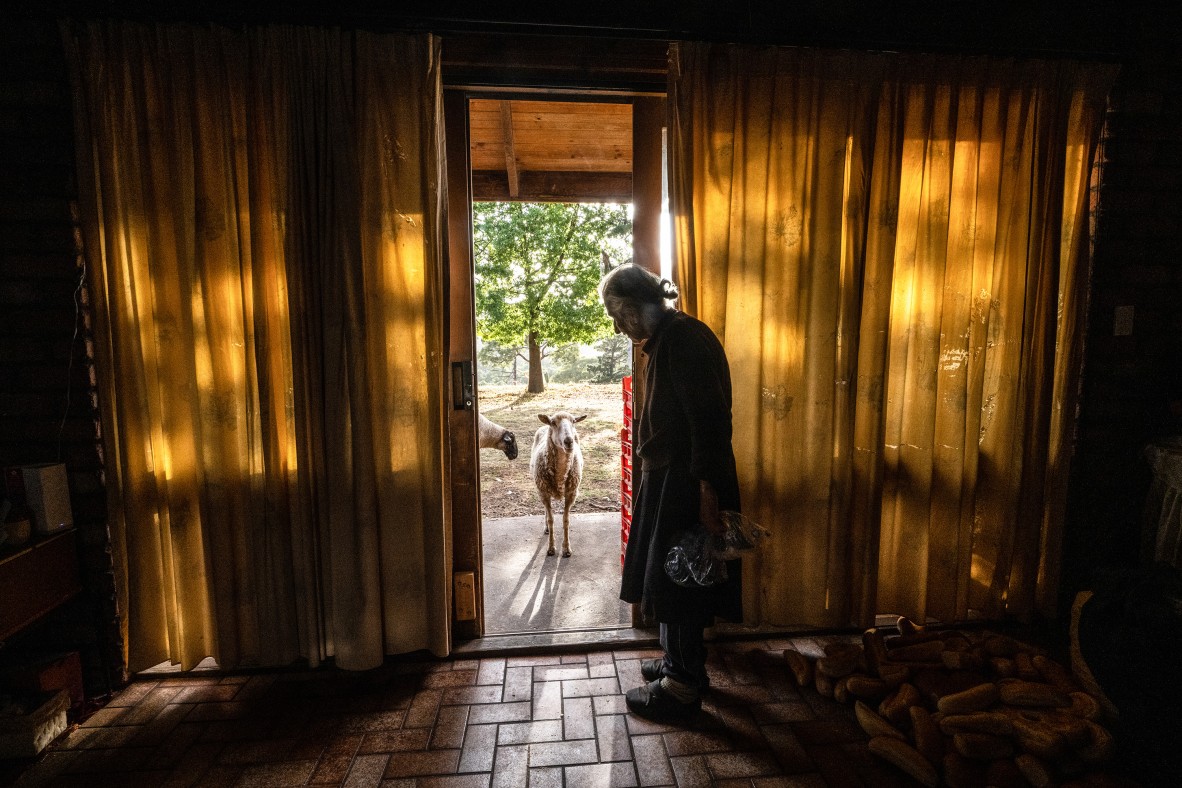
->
xmin=451 ymin=360 xmax=474 ymax=410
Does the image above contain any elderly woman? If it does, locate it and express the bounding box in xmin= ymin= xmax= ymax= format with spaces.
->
xmin=599 ymin=263 xmax=741 ymax=722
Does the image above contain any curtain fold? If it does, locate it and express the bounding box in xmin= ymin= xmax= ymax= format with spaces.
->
xmin=671 ymin=42 xmax=1116 ymax=629
xmin=672 ymin=45 xmax=887 ymax=628
xmin=65 ymin=20 xmax=449 ymax=673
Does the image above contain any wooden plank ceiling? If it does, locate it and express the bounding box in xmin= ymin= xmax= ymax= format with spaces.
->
xmin=469 ymin=99 xmax=632 ymax=203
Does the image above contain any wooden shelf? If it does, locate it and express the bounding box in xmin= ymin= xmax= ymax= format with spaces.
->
xmin=0 ymin=529 xmax=82 ymax=643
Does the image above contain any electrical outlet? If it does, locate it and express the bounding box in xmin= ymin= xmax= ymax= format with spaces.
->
xmin=454 ymin=571 xmax=476 ymax=621
xmin=1114 ymin=305 xmax=1135 ymax=336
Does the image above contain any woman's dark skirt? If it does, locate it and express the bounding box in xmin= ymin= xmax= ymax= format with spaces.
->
xmin=620 ymin=463 xmax=742 ymax=627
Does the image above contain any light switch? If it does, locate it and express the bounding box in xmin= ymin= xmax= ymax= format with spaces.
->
xmin=1114 ymin=305 xmax=1134 ymax=336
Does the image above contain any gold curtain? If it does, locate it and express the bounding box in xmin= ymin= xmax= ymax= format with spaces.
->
xmin=671 ymin=43 xmax=1115 ymax=628
xmin=64 ymin=22 xmax=450 ymax=672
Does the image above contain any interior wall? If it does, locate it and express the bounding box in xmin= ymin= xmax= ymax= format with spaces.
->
xmin=1 ymin=4 xmax=1179 ymax=698
xmin=0 ymin=19 xmax=122 ymax=694
xmin=1062 ymin=11 xmax=1182 ymax=608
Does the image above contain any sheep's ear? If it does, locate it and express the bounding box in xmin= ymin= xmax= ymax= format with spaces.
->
xmin=537 ymin=414 xmax=551 ymax=425
xmin=573 ymin=414 xmax=588 ymax=423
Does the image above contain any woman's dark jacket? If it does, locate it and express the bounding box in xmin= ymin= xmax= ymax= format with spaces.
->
xmin=620 ymin=309 xmax=742 ymax=625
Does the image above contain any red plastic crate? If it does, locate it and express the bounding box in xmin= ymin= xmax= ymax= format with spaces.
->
xmin=621 ymin=508 xmax=631 ymax=566
xmin=623 ymin=377 xmax=633 ymax=425
xmin=621 ymin=375 xmax=633 ymax=567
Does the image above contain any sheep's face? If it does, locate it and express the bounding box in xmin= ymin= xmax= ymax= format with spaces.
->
xmin=538 ymin=412 xmax=587 ymax=454
xmin=501 ymin=431 xmax=518 ymax=460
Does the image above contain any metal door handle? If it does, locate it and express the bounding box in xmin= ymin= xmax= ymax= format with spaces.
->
xmin=451 ymin=360 xmax=474 ymax=410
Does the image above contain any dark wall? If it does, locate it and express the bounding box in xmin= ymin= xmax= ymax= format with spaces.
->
xmin=0 ymin=19 xmax=122 ymax=695
xmin=22 ymin=1 xmax=1140 ymax=58
xmin=1 ymin=4 xmax=1178 ymax=695
xmin=1062 ymin=11 xmax=1182 ymax=606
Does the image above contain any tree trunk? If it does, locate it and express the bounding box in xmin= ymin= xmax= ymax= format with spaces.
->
xmin=527 ymin=332 xmax=545 ymax=393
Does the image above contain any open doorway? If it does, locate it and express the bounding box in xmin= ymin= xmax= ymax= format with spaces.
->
xmin=445 ymin=91 xmax=666 ymax=644
xmin=467 ymin=98 xmax=634 ymax=636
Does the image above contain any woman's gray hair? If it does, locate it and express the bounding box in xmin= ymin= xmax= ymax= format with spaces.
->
xmin=598 ymin=263 xmax=679 ymax=308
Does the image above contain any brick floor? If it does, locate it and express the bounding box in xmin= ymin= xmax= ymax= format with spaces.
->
xmin=0 ymin=634 xmax=1125 ymax=787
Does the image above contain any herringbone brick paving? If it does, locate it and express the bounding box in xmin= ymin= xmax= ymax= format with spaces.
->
xmin=8 ymin=636 xmax=928 ymax=787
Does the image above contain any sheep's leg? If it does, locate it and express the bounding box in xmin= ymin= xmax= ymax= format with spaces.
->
xmin=561 ymin=490 xmax=574 ymax=557
xmin=543 ymin=497 xmax=556 ymax=556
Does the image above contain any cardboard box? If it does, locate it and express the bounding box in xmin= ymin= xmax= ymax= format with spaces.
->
xmin=0 ymin=690 xmax=68 ymax=759
xmin=2 ymin=652 xmax=84 ymax=710
xmin=3 ymin=464 xmax=72 ymax=535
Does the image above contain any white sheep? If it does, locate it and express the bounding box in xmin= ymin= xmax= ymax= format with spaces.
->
xmin=529 ymin=411 xmax=587 ymax=557
xmin=478 ymin=413 xmax=519 ymax=459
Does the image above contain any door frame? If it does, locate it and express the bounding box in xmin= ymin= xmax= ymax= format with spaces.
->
xmin=443 ymin=89 xmax=483 ymax=642
xmin=443 ymin=87 xmax=667 ymax=643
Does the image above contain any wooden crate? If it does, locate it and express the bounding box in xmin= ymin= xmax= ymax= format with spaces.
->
xmin=0 ymin=689 xmax=68 ymax=759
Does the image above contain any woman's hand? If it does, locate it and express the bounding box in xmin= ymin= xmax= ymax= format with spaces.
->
xmin=699 ymin=480 xmax=725 ymax=536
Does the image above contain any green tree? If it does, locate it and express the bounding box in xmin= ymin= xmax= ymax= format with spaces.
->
xmin=548 ymin=344 xmax=589 ymax=383
xmin=588 ymin=334 xmax=631 ymax=383
xmin=477 ymin=340 xmax=524 ymax=385
xmin=473 ymin=201 xmax=630 ymax=393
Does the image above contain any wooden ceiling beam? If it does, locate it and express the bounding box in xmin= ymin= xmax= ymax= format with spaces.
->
xmin=469 ymin=98 xmax=632 ymax=174
xmin=499 ymin=100 xmax=520 ymax=198
xmin=472 ymin=170 xmax=632 ymax=203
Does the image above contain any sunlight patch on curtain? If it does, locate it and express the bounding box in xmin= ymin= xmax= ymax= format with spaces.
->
xmin=64 ymin=21 xmax=449 ymax=673
xmin=671 ymin=43 xmax=1117 ymax=629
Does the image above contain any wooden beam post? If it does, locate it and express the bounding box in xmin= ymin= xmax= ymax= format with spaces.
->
xmin=499 ymin=100 xmax=520 ymax=199
xmin=632 ymin=97 xmax=663 ymax=274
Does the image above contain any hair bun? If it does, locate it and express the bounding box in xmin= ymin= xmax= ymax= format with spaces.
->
xmin=660 ymin=279 xmax=680 ymax=299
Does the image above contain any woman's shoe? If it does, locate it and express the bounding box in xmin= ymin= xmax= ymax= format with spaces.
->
xmin=641 ymin=658 xmax=710 ymax=689
xmin=625 ymin=679 xmax=701 ymax=723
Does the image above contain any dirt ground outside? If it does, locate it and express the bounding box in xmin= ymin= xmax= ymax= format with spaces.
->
xmin=477 ymin=382 xmax=627 ymax=518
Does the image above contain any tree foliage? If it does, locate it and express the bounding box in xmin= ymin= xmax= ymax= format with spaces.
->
xmin=588 ymin=334 xmax=631 ymax=383
xmin=547 ymin=344 xmax=588 ymax=383
xmin=473 ymin=201 xmax=630 ymax=391
xmin=477 ymin=340 xmax=522 ymax=384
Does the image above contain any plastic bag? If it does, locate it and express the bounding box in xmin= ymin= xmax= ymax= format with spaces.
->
xmin=664 ymin=511 xmax=771 ymax=587
xmin=664 ymin=528 xmax=728 ymax=587
xmin=716 ymin=510 xmax=771 ymax=560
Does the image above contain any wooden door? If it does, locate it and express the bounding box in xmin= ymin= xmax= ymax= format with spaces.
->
xmin=444 ymin=90 xmax=482 ymax=641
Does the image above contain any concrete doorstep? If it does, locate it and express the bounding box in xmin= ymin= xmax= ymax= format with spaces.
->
xmin=481 ymin=512 xmax=631 ymax=635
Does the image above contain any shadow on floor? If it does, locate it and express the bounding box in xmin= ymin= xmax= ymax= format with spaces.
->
xmin=482 ymin=512 xmax=631 ymax=635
